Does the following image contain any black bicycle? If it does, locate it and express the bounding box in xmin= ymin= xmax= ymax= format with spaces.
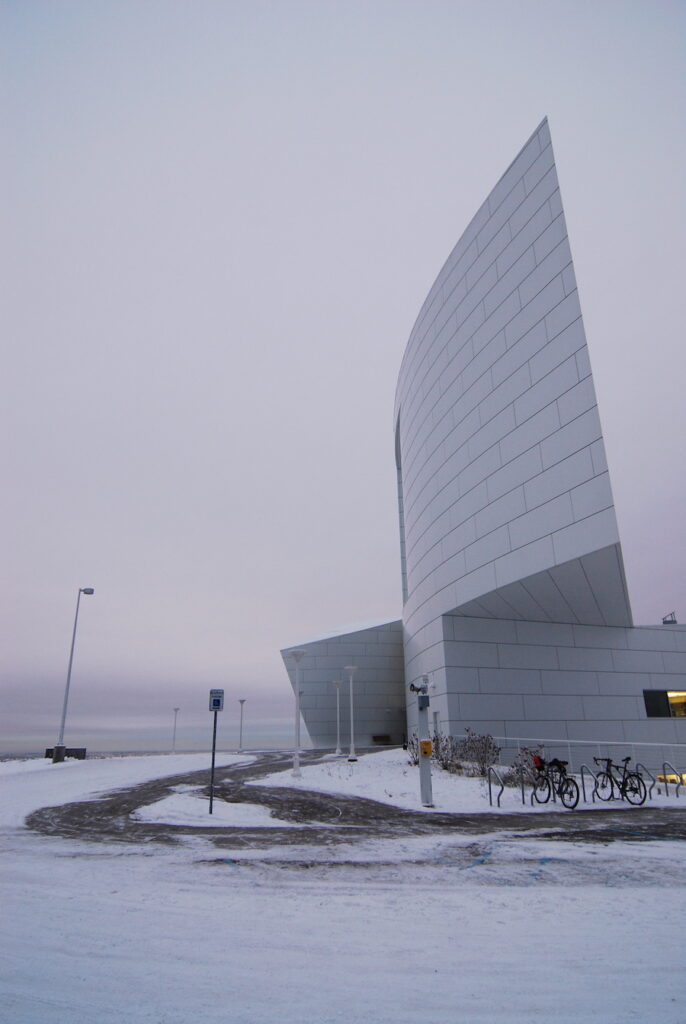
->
xmin=533 ymin=757 xmax=579 ymax=810
xmin=593 ymin=756 xmax=647 ymax=806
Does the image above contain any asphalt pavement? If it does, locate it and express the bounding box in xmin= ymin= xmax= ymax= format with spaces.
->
xmin=25 ymin=749 xmax=686 ymax=852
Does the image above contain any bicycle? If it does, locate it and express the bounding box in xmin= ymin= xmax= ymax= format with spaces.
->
xmin=532 ymin=756 xmax=579 ymax=809
xmin=593 ymin=756 xmax=647 ymax=806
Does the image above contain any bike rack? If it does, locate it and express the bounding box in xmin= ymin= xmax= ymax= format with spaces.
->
xmin=662 ymin=761 xmax=683 ymax=798
xmin=579 ymin=764 xmax=599 ymax=804
xmin=634 ymin=762 xmax=656 ymax=801
xmin=517 ymin=765 xmax=537 ymax=807
xmin=487 ymin=765 xmax=505 ymax=807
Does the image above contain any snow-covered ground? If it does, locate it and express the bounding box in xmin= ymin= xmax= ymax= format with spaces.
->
xmin=1 ymin=751 xmax=684 ymax=1023
xmin=251 ymin=747 xmax=681 ymax=813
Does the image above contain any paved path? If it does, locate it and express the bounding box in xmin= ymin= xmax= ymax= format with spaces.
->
xmin=26 ymin=749 xmax=686 ymax=851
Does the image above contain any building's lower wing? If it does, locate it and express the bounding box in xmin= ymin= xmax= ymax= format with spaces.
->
xmin=281 ymin=622 xmax=406 ymax=749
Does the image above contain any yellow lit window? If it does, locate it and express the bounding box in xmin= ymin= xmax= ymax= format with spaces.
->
xmin=667 ymin=691 xmax=686 ymax=717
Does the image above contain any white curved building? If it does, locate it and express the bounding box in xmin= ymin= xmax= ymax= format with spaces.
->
xmin=283 ymin=120 xmax=686 ymax=763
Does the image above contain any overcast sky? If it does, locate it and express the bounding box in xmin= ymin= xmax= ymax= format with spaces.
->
xmin=2 ymin=0 xmax=685 ymax=753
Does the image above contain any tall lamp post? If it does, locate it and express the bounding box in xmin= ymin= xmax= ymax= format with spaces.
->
xmin=333 ymin=680 xmax=342 ymax=756
xmin=172 ymin=707 xmax=180 ymax=753
xmin=290 ymin=649 xmax=306 ymax=777
xmin=238 ymin=699 xmax=246 ymax=751
xmin=53 ymin=587 xmax=95 ymax=763
xmin=345 ymin=665 xmax=357 ymax=762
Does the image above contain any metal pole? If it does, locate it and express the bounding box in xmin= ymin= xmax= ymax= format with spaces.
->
xmin=54 ymin=587 xmax=94 ymax=763
xmin=416 ymin=675 xmax=434 ymax=807
xmin=334 ymin=680 xmax=341 ymax=755
xmin=345 ymin=666 xmax=357 ymax=762
xmin=238 ymin=699 xmax=246 ymax=751
xmin=290 ymin=650 xmax=306 ymax=777
xmin=172 ymin=707 xmax=180 ymax=753
xmin=209 ymin=710 xmax=218 ymax=814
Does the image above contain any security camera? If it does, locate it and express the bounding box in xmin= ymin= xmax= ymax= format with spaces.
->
xmin=409 ymin=681 xmax=428 ymax=694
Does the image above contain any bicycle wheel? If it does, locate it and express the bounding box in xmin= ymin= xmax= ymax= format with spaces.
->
xmin=624 ymin=774 xmax=647 ymax=806
xmin=560 ymin=777 xmax=579 ymax=810
xmin=595 ymin=771 xmax=614 ymax=801
xmin=533 ymin=775 xmax=551 ymax=803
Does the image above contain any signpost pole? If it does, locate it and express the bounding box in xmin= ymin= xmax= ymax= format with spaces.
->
xmin=207 ymin=688 xmax=224 ymax=815
xmin=209 ymin=710 xmax=218 ymax=814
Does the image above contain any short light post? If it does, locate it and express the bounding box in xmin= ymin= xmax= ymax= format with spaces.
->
xmin=333 ymin=680 xmax=342 ymax=755
xmin=345 ymin=665 xmax=357 ymax=762
xmin=290 ymin=649 xmax=306 ymax=777
xmin=238 ymin=699 xmax=246 ymax=751
xmin=53 ymin=587 xmax=95 ymax=763
xmin=172 ymin=707 xmax=180 ymax=753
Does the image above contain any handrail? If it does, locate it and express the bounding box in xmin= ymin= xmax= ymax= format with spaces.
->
xmin=634 ymin=762 xmax=656 ymax=801
xmin=475 ymin=734 xmax=686 ymax=776
xmin=485 ymin=734 xmax=686 ymax=753
xmin=487 ymin=765 xmax=505 ymax=808
xmin=662 ymin=761 xmax=683 ymax=799
xmin=579 ymin=764 xmax=598 ymax=804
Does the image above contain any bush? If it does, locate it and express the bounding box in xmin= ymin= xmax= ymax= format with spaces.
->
xmin=456 ymin=728 xmax=500 ymax=777
xmin=502 ymin=744 xmax=544 ymax=787
xmin=409 ymin=728 xmax=501 ymax=777
xmin=432 ymin=732 xmax=463 ymax=773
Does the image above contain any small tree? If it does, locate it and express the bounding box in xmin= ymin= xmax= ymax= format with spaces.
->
xmin=457 ymin=728 xmax=500 ymax=777
xmin=406 ymin=732 xmax=419 ymax=766
xmin=432 ymin=732 xmax=463 ymax=773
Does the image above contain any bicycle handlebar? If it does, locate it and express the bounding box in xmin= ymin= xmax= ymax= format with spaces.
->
xmin=593 ymin=755 xmax=632 ymax=767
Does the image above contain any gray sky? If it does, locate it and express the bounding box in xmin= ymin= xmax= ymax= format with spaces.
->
xmin=3 ymin=0 xmax=685 ymax=753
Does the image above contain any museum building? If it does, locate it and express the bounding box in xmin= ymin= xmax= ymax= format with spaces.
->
xmin=282 ymin=119 xmax=685 ymax=767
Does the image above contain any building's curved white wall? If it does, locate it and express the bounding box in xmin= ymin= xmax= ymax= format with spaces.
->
xmin=283 ymin=120 xmax=683 ymax=768
xmin=393 ymin=120 xmax=684 ymax=765
xmin=395 ymin=119 xmax=629 ymax=660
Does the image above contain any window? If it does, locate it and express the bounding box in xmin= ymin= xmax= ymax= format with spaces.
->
xmin=668 ymin=691 xmax=686 ymax=717
xmin=643 ymin=690 xmax=686 ymax=718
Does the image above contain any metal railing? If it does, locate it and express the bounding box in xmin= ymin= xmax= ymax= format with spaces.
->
xmin=517 ymin=765 xmax=537 ymax=807
xmin=448 ymin=732 xmax=686 ymax=778
xmin=635 ymin=762 xmax=657 ymax=801
xmin=661 ymin=761 xmax=683 ymax=798
xmin=487 ymin=765 xmax=505 ymax=808
xmin=579 ymin=764 xmax=599 ymax=804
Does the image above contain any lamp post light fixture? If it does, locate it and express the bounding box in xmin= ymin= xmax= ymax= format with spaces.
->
xmin=53 ymin=587 xmax=95 ymax=763
xmin=345 ymin=665 xmax=357 ymax=762
xmin=333 ymin=680 xmax=342 ymax=755
xmin=290 ymin=649 xmax=307 ymax=777
xmin=238 ymin=699 xmax=246 ymax=751
xmin=172 ymin=707 xmax=180 ymax=753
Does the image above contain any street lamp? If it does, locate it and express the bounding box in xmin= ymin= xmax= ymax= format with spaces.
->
xmin=345 ymin=665 xmax=357 ymax=762
xmin=53 ymin=587 xmax=95 ymax=763
xmin=172 ymin=707 xmax=180 ymax=753
xmin=290 ymin=649 xmax=306 ymax=777
xmin=238 ymin=699 xmax=246 ymax=751
xmin=333 ymin=680 xmax=342 ymax=755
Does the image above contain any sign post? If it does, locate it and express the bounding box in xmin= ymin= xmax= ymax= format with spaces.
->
xmin=208 ymin=689 xmax=224 ymax=814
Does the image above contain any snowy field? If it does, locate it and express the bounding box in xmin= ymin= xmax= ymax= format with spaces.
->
xmin=249 ymin=747 xmax=682 ymax=814
xmin=1 ymin=751 xmax=684 ymax=1024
